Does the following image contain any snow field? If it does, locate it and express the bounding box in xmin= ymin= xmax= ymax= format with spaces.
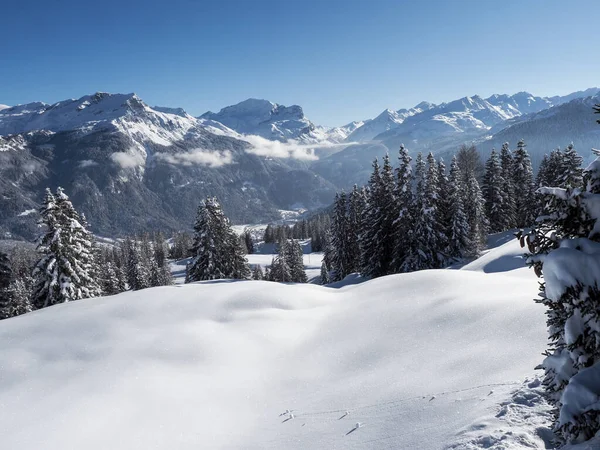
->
xmin=0 ymin=236 xmax=548 ymax=449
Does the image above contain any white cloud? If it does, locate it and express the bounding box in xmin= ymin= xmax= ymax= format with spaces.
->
xmin=78 ymin=159 xmax=99 ymax=168
xmin=154 ymin=148 xmax=233 ymax=168
xmin=110 ymin=152 xmax=145 ymax=169
xmin=243 ymin=135 xmax=321 ymax=161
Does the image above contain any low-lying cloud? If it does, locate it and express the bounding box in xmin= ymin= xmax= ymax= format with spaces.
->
xmin=154 ymin=148 xmax=233 ymax=167
xmin=243 ymin=135 xmax=321 ymax=161
xmin=78 ymin=159 xmax=99 ymax=168
xmin=110 ymin=152 xmax=145 ymax=169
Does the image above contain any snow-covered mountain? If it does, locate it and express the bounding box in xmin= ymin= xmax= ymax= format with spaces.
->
xmin=471 ymin=93 xmax=600 ymax=168
xmin=1 ymin=87 xmax=599 ymax=238
xmin=0 ymin=93 xmax=338 ymax=239
xmin=344 ymin=102 xmax=436 ymax=142
xmin=199 ymin=98 xmax=324 ymax=143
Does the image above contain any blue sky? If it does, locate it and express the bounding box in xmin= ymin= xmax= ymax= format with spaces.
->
xmin=2 ymin=0 xmax=599 ymax=126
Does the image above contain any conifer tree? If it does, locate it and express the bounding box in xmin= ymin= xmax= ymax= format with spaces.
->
xmin=520 ymin=144 xmax=600 ymax=444
xmin=424 ymin=152 xmax=448 ymax=267
xmin=359 ymin=155 xmax=396 ymax=278
xmin=512 ymin=140 xmax=536 ymax=228
xmin=547 ymin=148 xmax=564 ymax=187
xmin=446 ymin=156 xmax=471 ymax=259
xmin=186 ymin=197 xmax=250 ymax=282
xmin=436 ymin=158 xmax=451 ymax=233
xmin=347 ymin=185 xmax=366 ymax=274
xmin=499 ymin=143 xmax=517 ymax=228
xmin=483 ymin=149 xmax=507 ymax=232
xmin=32 ymin=188 xmax=100 ymax=308
xmin=560 ymin=143 xmax=584 ymax=189
xmin=330 ymin=191 xmax=350 ymax=281
xmin=391 ymin=145 xmax=414 ymax=271
xmin=269 ymin=242 xmax=291 ymax=282
xmin=535 ymin=154 xmax=551 ymax=189
xmin=251 ymin=265 xmax=264 ymax=280
xmin=402 ymin=153 xmax=434 ymax=271
xmin=464 ymin=172 xmax=488 ymax=255
xmin=320 ymin=260 xmax=330 ymax=284
xmin=287 ymin=239 xmax=308 ymax=283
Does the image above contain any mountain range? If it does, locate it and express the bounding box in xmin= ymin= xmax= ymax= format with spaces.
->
xmin=1 ymin=87 xmax=599 ymax=239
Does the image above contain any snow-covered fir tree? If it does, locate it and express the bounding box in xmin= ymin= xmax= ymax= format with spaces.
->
xmin=499 ymin=142 xmax=517 ymax=229
xmin=521 ymin=143 xmax=600 ymax=445
xmin=330 ymin=191 xmax=351 ymax=281
xmin=483 ymin=149 xmax=507 ymax=232
xmin=560 ymin=143 xmax=584 ymax=189
xmin=464 ymin=172 xmax=488 ymax=254
xmin=426 ymin=152 xmax=448 ymax=267
xmin=446 ymin=156 xmax=471 ymax=259
xmin=186 ymin=197 xmax=250 ymax=282
xmin=402 ymin=152 xmax=439 ymax=271
xmin=269 ymin=245 xmax=291 ymax=282
xmin=347 ymin=185 xmax=366 ymax=274
xmin=359 ymin=155 xmax=396 ymax=278
xmin=251 ymin=265 xmax=264 ymax=280
xmin=391 ymin=145 xmax=414 ymax=272
xmin=320 ymin=260 xmax=330 ymax=285
xmin=287 ymin=239 xmax=308 ymax=283
xmin=512 ymin=140 xmax=536 ymax=228
xmin=32 ymin=188 xmax=100 ymax=309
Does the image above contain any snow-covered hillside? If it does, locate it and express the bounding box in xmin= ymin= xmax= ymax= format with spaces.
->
xmin=0 ymin=235 xmax=550 ymax=449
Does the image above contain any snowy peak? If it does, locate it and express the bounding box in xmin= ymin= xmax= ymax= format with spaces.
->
xmin=200 ymin=98 xmax=316 ymax=142
xmin=345 ymin=108 xmax=408 ymax=142
xmin=0 ymin=92 xmax=151 ymax=136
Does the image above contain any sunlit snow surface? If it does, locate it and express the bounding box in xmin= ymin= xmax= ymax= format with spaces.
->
xmin=0 ymin=234 xmax=551 ymax=449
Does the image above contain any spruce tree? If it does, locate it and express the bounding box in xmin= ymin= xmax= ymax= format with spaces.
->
xmin=499 ymin=143 xmax=517 ymax=228
xmin=347 ymin=185 xmax=366 ymax=274
xmin=330 ymin=191 xmax=350 ymax=281
xmin=560 ymin=143 xmax=584 ymax=189
xmin=464 ymin=172 xmax=488 ymax=255
xmin=186 ymin=197 xmax=250 ymax=282
xmin=483 ymin=149 xmax=507 ymax=232
xmin=269 ymin=242 xmax=291 ymax=282
xmin=446 ymin=156 xmax=471 ymax=259
xmin=32 ymin=188 xmax=100 ymax=308
xmin=424 ymin=152 xmax=447 ymax=267
xmin=252 ymin=265 xmax=264 ymax=280
xmin=391 ymin=145 xmax=414 ymax=272
xmin=359 ymin=155 xmax=396 ymax=278
xmin=520 ymin=145 xmax=600 ymax=445
xmin=512 ymin=140 xmax=536 ymax=228
xmin=320 ymin=260 xmax=330 ymax=284
xmin=402 ymin=153 xmax=434 ymax=271
xmin=288 ymin=239 xmax=308 ymax=283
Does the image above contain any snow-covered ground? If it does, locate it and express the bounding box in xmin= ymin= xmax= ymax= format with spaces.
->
xmin=0 ymin=233 xmax=554 ymax=449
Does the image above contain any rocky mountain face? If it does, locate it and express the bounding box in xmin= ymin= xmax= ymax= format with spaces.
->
xmin=0 ymin=93 xmax=337 ymax=239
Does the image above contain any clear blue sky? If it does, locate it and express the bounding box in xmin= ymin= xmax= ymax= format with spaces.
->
xmin=2 ymin=0 xmax=599 ymax=126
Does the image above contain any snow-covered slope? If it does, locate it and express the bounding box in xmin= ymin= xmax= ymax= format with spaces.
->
xmin=0 ymin=238 xmax=548 ymax=449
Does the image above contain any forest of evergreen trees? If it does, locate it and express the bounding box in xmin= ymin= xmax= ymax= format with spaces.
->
xmin=321 ymin=140 xmax=585 ymax=283
xmin=0 ymin=188 xmax=173 ymax=319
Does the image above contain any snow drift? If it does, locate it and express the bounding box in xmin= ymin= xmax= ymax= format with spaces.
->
xmin=0 ymin=240 xmax=546 ymax=449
